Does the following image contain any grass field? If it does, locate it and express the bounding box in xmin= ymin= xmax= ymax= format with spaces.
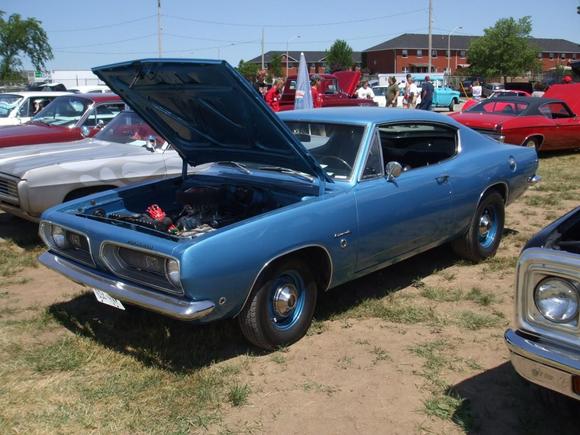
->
xmin=0 ymin=151 xmax=578 ymax=434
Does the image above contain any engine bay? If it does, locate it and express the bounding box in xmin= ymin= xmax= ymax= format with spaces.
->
xmin=85 ymin=183 xmax=285 ymax=238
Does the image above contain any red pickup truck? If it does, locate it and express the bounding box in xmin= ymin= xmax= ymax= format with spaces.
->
xmin=278 ymin=71 xmax=377 ymax=111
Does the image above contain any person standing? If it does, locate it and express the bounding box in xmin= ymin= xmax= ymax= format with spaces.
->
xmin=386 ymin=76 xmax=399 ymax=107
xmin=403 ymin=74 xmax=418 ymax=109
xmin=265 ymin=79 xmax=284 ymax=112
xmin=254 ymin=69 xmax=268 ymax=97
xmin=417 ymin=75 xmax=434 ymax=110
xmin=311 ymin=75 xmax=322 ymax=108
xmin=471 ymin=80 xmax=482 ymax=100
xmin=356 ymin=81 xmax=375 ymax=100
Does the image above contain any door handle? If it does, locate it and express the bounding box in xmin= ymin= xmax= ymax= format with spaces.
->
xmin=435 ymin=175 xmax=449 ymax=184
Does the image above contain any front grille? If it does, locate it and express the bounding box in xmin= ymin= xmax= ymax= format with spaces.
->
xmin=101 ymin=243 xmax=183 ymax=295
xmin=0 ymin=173 xmax=19 ymax=204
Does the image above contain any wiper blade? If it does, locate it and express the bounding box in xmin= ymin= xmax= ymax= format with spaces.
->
xmin=258 ymin=166 xmax=314 ymax=182
xmin=217 ymin=161 xmax=252 ymax=175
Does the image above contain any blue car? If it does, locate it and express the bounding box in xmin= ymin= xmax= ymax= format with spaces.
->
xmin=413 ymin=74 xmax=461 ymax=111
xmin=39 ymin=59 xmax=539 ymax=350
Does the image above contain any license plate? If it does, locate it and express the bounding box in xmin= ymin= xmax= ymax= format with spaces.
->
xmin=92 ymin=289 xmax=125 ymax=311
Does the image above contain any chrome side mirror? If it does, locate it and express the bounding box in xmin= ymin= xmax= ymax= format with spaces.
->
xmin=385 ymin=161 xmax=402 ymax=181
xmin=80 ymin=125 xmax=90 ymax=137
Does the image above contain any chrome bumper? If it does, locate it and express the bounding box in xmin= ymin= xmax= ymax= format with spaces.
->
xmin=0 ymin=202 xmax=40 ymax=222
xmin=505 ymin=329 xmax=580 ymax=400
xmin=527 ymin=175 xmax=541 ymax=185
xmin=39 ymin=252 xmax=215 ymax=321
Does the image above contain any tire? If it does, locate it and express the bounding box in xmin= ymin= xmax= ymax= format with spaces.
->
xmin=238 ymin=258 xmax=317 ymax=350
xmin=452 ymin=192 xmax=505 ymax=262
xmin=523 ymin=137 xmax=541 ymax=152
xmin=448 ymin=98 xmax=457 ymax=112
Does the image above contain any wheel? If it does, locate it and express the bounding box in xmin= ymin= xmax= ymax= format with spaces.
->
xmin=448 ymin=98 xmax=457 ymax=112
xmin=523 ymin=137 xmax=541 ymax=152
xmin=238 ymin=259 xmax=317 ymax=350
xmin=452 ymin=192 xmax=505 ymax=262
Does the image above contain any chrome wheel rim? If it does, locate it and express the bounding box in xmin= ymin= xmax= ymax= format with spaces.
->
xmin=268 ymin=271 xmax=306 ymax=331
xmin=478 ymin=207 xmax=498 ymax=249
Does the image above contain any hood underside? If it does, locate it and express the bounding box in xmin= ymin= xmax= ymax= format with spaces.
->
xmin=92 ymin=59 xmax=328 ymax=183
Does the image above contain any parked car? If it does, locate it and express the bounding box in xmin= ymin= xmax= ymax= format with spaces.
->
xmin=0 ymin=92 xmax=71 ymax=126
xmin=482 ymin=82 xmax=505 ymax=97
xmin=279 ymin=71 xmax=377 ymax=111
xmin=0 ymin=110 xmax=186 ymax=222
xmin=371 ymin=85 xmax=389 ymax=107
xmin=0 ymin=94 xmax=124 ymax=148
xmin=413 ymin=76 xmax=461 ymax=111
xmin=461 ymin=90 xmax=532 ymax=112
xmin=505 ymin=206 xmax=580 ymax=403
xmin=39 ymin=59 xmax=539 ymax=350
xmin=450 ymin=96 xmax=580 ymax=151
xmin=68 ymin=85 xmax=111 ymax=94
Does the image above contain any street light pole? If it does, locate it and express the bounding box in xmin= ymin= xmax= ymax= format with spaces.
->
xmin=447 ymin=26 xmax=463 ymax=74
xmin=157 ymin=0 xmax=162 ymax=57
xmin=286 ymin=35 xmax=300 ymax=78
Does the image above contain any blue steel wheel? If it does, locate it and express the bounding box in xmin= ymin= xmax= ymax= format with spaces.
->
xmin=238 ymin=259 xmax=317 ymax=350
xmin=452 ymin=191 xmax=505 ymax=262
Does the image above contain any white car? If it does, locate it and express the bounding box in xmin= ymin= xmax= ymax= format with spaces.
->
xmin=0 ymin=92 xmax=71 ymax=126
xmin=68 ymin=85 xmax=111 ymax=94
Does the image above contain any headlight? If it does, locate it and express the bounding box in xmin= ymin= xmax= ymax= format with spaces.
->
xmin=165 ymin=259 xmax=181 ymax=287
xmin=534 ymin=278 xmax=579 ymax=323
xmin=51 ymin=225 xmax=70 ymax=249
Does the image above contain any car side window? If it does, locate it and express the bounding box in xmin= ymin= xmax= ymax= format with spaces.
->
xmin=83 ymin=103 xmax=124 ymax=127
xmin=18 ymin=98 xmax=31 ymax=117
xmin=361 ymin=130 xmax=384 ymax=180
xmin=539 ymin=102 xmax=573 ymax=119
xmin=377 ymin=123 xmax=457 ymax=171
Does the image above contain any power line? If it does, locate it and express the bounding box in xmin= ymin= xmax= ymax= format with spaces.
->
xmin=47 ymin=15 xmax=156 ymax=32
xmin=162 ymin=8 xmax=427 ymax=28
xmin=53 ymin=34 xmax=157 ymax=50
xmin=164 ymin=33 xmax=254 ymax=44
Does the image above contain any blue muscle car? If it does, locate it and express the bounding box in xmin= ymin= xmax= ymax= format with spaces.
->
xmin=38 ymin=59 xmax=540 ymax=350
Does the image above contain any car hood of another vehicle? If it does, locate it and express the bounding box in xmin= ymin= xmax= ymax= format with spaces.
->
xmin=544 ymin=83 xmax=580 ymax=115
xmin=0 ymin=121 xmax=75 ymax=147
xmin=0 ymin=139 xmax=155 ymax=179
xmin=92 ymin=58 xmax=330 ymax=185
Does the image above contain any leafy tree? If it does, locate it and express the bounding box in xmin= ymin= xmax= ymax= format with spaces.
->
xmin=237 ymin=59 xmax=259 ymax=82
xmin=325 ymin=39 xmax=354 ymax=72
xmin=0 ymin=11 xmax=53 ymax=81
xmin=467 ymin=16 xmax=540 ymax=84
xmin=269 ymin=53 xmax=283 ymax=79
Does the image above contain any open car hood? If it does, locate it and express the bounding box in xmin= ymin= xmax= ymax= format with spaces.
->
xmin=333 ymin=71 xmax=361 ymax=96
xmin=544 ymin=83 xmax=580 ymax=115
xmin=93 ymin=59 xmax=329 ymax=183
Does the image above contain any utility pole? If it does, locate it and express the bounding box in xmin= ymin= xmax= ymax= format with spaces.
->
xmin=261 ymin=28 xmax=265 ymax=70
xmin=427 ymin=0 xmax=432 ymax=73
xmin=157 ymin=0 xmax=163 ymax=57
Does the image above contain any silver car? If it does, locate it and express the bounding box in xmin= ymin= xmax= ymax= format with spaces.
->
xmin=0 ymin=111 xmax=184 ymax=222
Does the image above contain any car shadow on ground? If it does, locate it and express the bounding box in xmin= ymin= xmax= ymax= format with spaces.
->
xmin=451 ymin=362 xmax=580 ymax=434
xmin=0 ymin=212 xmax=42 ymax=248
xmin=47 ymin=241 xmax=468 ymax=373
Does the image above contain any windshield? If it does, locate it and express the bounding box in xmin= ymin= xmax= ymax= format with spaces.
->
xmin=32 ymin=95 xmax=92 ymax=126
xmin=95 ymin=111 xmax=166 ymax=146
xmin=284 ymin=121 xmax=364 ymax=180
xmin=0 ymin=94 xmax=23 ymax=118
xmin=466 ymin=100 xmax=529 ymax=116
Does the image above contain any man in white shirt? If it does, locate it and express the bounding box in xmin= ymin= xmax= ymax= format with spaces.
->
xmin=471 ymin=81 xmax=482 ymax=99
xmin=356 ymin=81 xmax=375 ymax=100
xmin=403 ymin=74 xmax=418 ymax=109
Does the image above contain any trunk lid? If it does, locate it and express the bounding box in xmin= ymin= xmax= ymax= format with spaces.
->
xmin=92 ymin=59 xmax=330 ymax=184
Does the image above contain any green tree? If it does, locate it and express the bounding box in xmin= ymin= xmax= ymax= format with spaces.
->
xmin=0 ymin=11 xmax=53 ymax=81
xmin=269 ymin=53 xmax=283 ymax=78
xmin=467 ymin=16 xmax=540 ymax=84
xmin=237 ymin=59 xmax=259 ymax=82
xmin=325 ymin=39 xmax=354 ymax=72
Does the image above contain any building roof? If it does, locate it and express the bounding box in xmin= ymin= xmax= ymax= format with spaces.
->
xmin=364 ymin=33 xmax=580 ymax=53
xmin=247 ymin=50 xmax=362 ymax=64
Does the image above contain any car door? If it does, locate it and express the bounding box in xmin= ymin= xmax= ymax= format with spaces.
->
xmin=354 ymin=124 xmax=456 ymax=272
xmin=540 ymin=102 xmax=579 ymax=149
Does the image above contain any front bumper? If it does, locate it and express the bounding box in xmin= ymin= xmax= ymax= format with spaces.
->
xmin=0 ymin=201 xmax=39 ymax=222
xmin=39 ymin=252 xmax=215 ymax=321
xmin=505 ymin=329 xmax=580 ymax=400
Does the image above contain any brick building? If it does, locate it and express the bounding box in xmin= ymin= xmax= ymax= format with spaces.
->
xmin=247 ymin=51 xmax=362 ymax=76
xmin=363 ymin=33 xmax=580 ymax=74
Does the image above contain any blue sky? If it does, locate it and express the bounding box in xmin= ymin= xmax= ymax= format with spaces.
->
xmin=3 ymin=0 xmax=580 ymax=71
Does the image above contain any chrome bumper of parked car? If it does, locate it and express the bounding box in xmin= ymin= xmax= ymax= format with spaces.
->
xmin=527 ymin=175 xmax=541 ymax=185
xmin=0 ymin=201 xmax=40 ymax=222
xmin=505 ymin=329 xmax=580 ymax=400
xmin=39 ymin=252 xmax=215 ymax=321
